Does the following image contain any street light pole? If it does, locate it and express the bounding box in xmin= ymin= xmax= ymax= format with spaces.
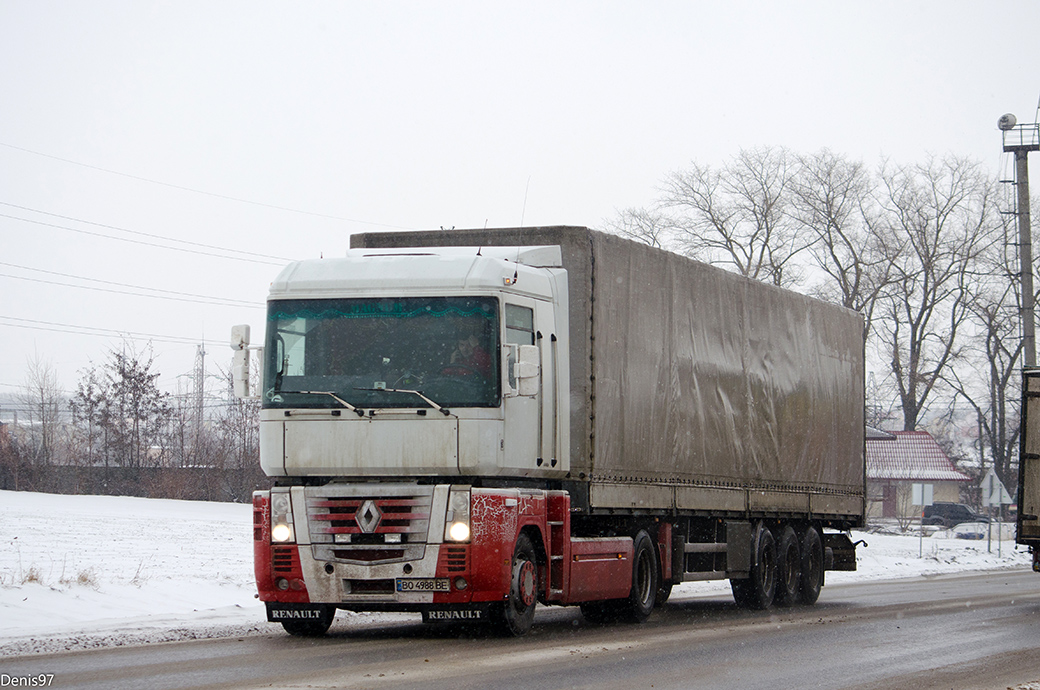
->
xmin=1001 ymin=114 xmax=1040 ymax=367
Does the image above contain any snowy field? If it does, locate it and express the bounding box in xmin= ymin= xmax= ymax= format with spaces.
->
xmin=0 ymin=489 xmax=1034 ymax=658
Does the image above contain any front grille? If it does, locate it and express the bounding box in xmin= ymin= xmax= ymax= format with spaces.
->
xmin=309 ymin=497 xmax=432 ymax=538
xmin=306 ymin=485 xmax=434 ymax=564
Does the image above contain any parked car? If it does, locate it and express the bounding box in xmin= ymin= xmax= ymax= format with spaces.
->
xmin=922 ymin=502 xmax=990 ymax=528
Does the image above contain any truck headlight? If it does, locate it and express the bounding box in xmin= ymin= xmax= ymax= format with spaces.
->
xmin=448 ymin=521 xmax=471 ymax=542
xmin=444 ymin=488 xmax=471 ymax=542
xmin=271 ymin=490 xmax=295 ymax=543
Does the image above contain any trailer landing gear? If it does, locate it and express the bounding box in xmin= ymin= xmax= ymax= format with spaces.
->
xmin=731 ymin=522 xmax=777 ymax=609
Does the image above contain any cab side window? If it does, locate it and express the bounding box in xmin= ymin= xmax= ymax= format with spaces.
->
xmin=505 ymin=305 xmax=534 ymax=345
xmin=505 ymin=305 xmax=534 ymax=389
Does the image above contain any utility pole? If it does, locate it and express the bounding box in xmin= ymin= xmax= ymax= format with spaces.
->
xmin=1000 ymin=113 xmax=1040 ymax=366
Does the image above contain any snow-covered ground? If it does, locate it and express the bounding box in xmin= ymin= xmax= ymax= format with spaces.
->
xmin=0 ymin=489 xmax=1033 ymax=657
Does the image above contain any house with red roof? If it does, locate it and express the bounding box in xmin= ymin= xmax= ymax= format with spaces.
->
xmin=866 ymin=430 xmax=972 ymax=520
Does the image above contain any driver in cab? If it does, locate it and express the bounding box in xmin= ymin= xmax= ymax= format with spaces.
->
xmin=445 ymin=326 xmax=491 ymax=378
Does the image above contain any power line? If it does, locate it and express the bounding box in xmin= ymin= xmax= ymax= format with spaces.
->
xmin=0 ymin=202 xmax=292 ymax=265
xmin=0 ymin=141 xmax=412 ymax=230
xmin=0 ymin=261 xmax=264 ymax=308
xmin=0 ymin=211 xmax=289 ymax=266
xmin=0 ymin=315 xmax=228 ymax=347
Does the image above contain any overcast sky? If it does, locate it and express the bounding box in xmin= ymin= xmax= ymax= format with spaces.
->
xmin=1 ymin=1 xmax=1039 ymax=412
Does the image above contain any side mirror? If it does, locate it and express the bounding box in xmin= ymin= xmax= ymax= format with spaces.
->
xmin=231 ymin=324 xmax=250 ymax=350
xmin=515 ymin=344 xmax=540 ymax=397
xmin=231 ymin=325 xmax=260 ymax=400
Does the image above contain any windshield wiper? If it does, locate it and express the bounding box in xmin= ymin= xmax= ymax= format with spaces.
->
xmin=354 ymin=387 xmax=452 ymax=416
xmin=281 ymin=390 xmax=365 ymax=417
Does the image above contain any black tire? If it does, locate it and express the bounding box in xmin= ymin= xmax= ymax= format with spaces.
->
xmin=731 ymin=523 xmax=776 ymax=610
xmin=580 ymin=530 xmax=659 ymax=624
xmin=491 ymin=533 xmax=539 ymax=636
xmin=623 ymin=530 xmax=659 ymax=623
xmin=280 ymin=605 xmax=336 ymax=637
xmin=799 ymin=526 xmax=824 ymax=605
xmin=774 ymin=526 xmax=800 ymax=607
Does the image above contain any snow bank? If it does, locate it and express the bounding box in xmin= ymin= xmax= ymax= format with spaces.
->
xmin=0 ymin=490 xmax=264 ymax=656
xmin=0 ymin=490 xmax=1033 ymax=656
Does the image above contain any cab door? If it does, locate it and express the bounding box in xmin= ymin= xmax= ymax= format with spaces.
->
xmin=501 ymin=300 xmax=545 ymax=474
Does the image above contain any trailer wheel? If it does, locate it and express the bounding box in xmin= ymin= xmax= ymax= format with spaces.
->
xmin=491 ymin=533 xmax=538 ymax=636
xmin=731 ymin=523 xmax=776 ymax=610
xmin=774 ymin=526 xmax=800 ymax=607
xmin=799 ymin=526 xmax=824 ymax=605
xmin=280 ymin=605 xmax=335 ymax=637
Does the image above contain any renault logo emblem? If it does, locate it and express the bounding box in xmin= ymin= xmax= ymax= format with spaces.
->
xmin=356 ymin=500 xmax=382 ymax=533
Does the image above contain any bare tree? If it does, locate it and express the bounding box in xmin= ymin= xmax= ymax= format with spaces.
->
xmin=874 ymin=155 xmax=999 ymax=431
xmin=0 ymin=417 xmax=26 ymax=490
xmin=942 ymin=204 xmax=1026 ymax=489
xmin=213 ymin=363 xmax=264 ymax=501
xmin=69 ymin=366 xmax=107 ymax=470
xmin=866 ymin=371 xmax=899 ymax=429
xmin=18 ymin=352 xmax=65 ymax=470
xmin=791 ymin=149 xmax=894 ymax=339
xmin=603 ymin=207 xmax=675 ymax=249
xmin=663 ymin=146 xmax=811 ymax=287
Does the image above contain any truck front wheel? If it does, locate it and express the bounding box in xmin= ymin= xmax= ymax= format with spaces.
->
xmin=491 ymin=533 xmax=538 ymax=637
xmin=280 ymin=605 xmax=336 ymax=637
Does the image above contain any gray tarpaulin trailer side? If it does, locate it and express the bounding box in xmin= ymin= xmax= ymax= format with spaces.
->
xmin=1018 ymin=369 xmax=1040 ymax=571
xmin=351 ymin=226 xmax=865 ymax=526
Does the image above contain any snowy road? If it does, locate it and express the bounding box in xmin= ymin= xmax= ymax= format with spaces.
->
xmin=2 ymin=569 xmax=1039 ymax=690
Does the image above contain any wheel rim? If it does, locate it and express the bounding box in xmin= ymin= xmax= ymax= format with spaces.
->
xmin=759 ymin=530 xmax=776 ymax=598
xmin=762 ymin=549 xmax=775 ymax=592
xmin=806 ymin=533 xmax=822 ymax=585
xmin=784 ymin=544 xmax=798 ymax=584
xmin=514 ymin=558 xmax=537 ymax=608
xmin=634 ymin=546 xmax=653 ymax=606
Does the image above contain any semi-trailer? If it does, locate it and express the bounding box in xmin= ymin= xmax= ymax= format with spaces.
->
xmin=234 ymin=225 xmax=865 ymax=636
xmin=1017 ymin=369 xmax=1040 ymax=572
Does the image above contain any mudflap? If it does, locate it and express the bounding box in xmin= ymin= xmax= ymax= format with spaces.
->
xmin=267 ymin=602 xmax=333 ymax=623
xmin=823 ymin=532 xmax=860 ymax=572
xmin=421 ymin=605 xmax=491 ymax=624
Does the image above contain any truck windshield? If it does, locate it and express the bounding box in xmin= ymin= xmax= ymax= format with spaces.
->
xmin=263 ymin=297 xmax=500 ymax=409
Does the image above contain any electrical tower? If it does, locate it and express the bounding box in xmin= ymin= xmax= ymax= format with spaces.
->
xmin=192 ymin=343 xmax=206 ymax=460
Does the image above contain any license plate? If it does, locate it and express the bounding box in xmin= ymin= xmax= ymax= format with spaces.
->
xmin=396 ymin=578 xmax=450 ymax=592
